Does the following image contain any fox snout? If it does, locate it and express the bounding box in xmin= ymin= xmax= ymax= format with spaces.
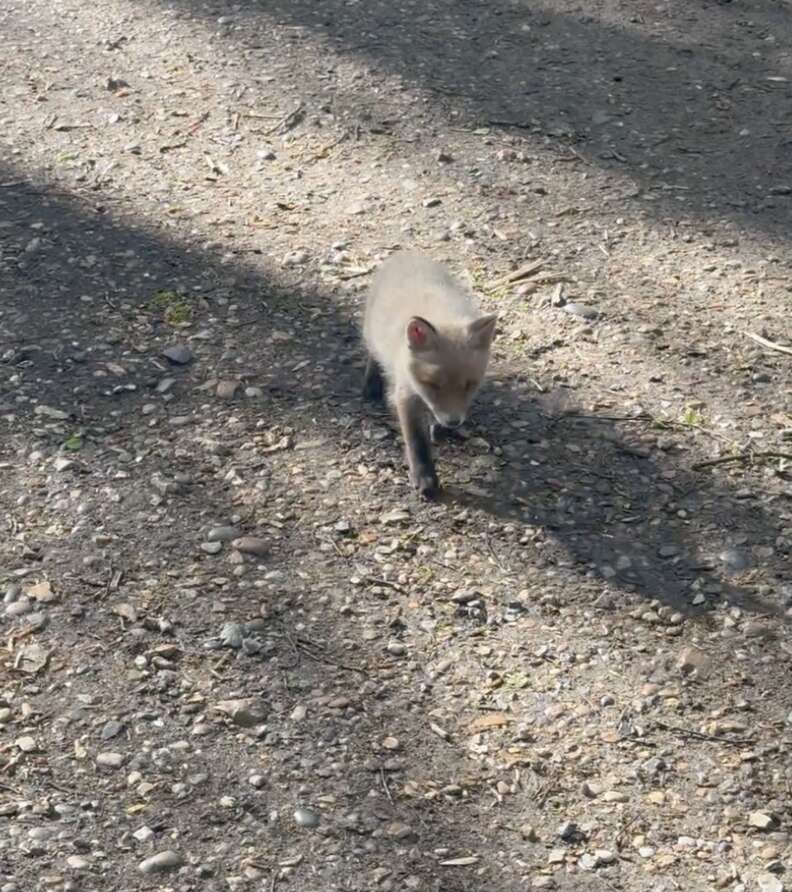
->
xmin=436 ymin=413 xmax=465 ymax=429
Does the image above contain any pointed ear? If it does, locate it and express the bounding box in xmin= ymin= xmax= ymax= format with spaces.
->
xmin=468 ymin=313 xmax=497 ymax=348
xmin=406 ymin=316 xmax=437 ymax=352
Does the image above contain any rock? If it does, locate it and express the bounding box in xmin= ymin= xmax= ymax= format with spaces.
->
xmin=757 ymin=874 xmax=784 ymax=892
xmin=101 ymin=720 xmax=124 ymax=740
xmin=216 ymin=380 xmax=239 ymax=400
xmin=249 ymin=774 xmax=266 ymax=789
xmin=53 ymin=457 xmax=74 ymax=472
xmin=290 ymin=704 xmax=307 ymax=721
xmin=294 ymin=807 xmax=320 ymax=828
xmin=386 ymin=641 xmax=406 ymax=656
xmin=215 ymin=698 xmax=267 ymax=727
xmin=385 ymin=821 xmax=416 ymax=841
xmin=749 ymin=811 xmax=778 ymax=831
xmin=162 ymin=345 xmax=193 ymax=365
xmin=382 ymin=736 xmax=400 ymax=751
xmin=66 ymin=855 xmax=90 ymax=871
xmin=231 ymin=537 xmax=268 ymax=557
xmin=423 ymin=196 xmax=442 ymax=208
xmin=16 ymin=736 xmax=38 ymax=753
xmin=719 ymin=547 xmax=750 ymax=571
xmin=219 ymin=623 xmax=244 ymax=649
xmin=156 ymin=377 xmax=175 ymax=393
xmin=562 ymin=302 xmax=598 ymax=320
xmin=96 ymin=752 xmax=125 ymax=769
xmin=138 ymin=850 xmax=184 ymax=874
xmin=133 ymin=826 xmax=155 ymax=843
xmin=557 ymin=821 xmax=582 ymax=841
xmin=34 ymin=405 xmax=70 ymax=420
xmin=5 ymin=598 xmax=33 ymax=618
xmin=207 ymin=526 xmax=240 ymax=542
xmin=200 ymin=541 xmax=223 ymax=554
xmin=282 ymin=250 xmax=309 ymax=267
xmin=676 ymin=646 xmax=709 ymax=675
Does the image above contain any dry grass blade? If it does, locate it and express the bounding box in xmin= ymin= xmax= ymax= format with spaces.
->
xmin=743 ymin=330 xmax=792 ymax=357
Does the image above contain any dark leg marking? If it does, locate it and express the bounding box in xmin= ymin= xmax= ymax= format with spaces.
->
xmin=362 ymin=355 xmax=385 ymax=403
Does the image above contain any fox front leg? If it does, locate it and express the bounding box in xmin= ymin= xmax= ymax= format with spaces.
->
xmin=395 ymin=392 xmax=439 ymax=499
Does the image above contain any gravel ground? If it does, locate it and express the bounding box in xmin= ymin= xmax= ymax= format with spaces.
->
xmin=1 ymin=1 xmax=791 ymax=890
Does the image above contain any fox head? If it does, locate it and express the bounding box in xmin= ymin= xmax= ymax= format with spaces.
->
xmin=405 ymin=314 xmax=497 ymax=428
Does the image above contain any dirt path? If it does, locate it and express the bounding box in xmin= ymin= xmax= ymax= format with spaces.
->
xmin=0 ymin=1 xmax=790 ymax=890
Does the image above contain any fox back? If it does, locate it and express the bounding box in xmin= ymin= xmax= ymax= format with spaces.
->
xmin=363 ymin=252 xmax=496 ymax=428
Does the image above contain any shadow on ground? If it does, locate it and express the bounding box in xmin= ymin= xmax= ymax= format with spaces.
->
xmin=162 ymin=0 xmax=792 ymax=243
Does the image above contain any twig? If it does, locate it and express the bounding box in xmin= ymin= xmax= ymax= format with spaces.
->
xmin=380 ymin=767 xmax=394 ymax=805
xmin=655 ymin=720 xmax=754 ymax=746
xmin=264 ymin=103 xmax=304 ymax=136
xmin=743 ymin=330 xmax=792 ymax=357
xmin=489 ymin=119 xmax=533 ymax=130
xmin=363 ymin=575 xmax=406 ymax=594
xmin=692 ymin=451 xmax=792 ymax=471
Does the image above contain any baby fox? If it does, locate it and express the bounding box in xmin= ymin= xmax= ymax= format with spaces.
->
xmin=362 ymin=251 xmax=497 ymax=498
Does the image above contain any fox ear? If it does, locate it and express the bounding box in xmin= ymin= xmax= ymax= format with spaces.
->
xmin=468 ymin=313 xmax=497 ymax=348
xmin=406 ymin=316 xmax=437 ymax=351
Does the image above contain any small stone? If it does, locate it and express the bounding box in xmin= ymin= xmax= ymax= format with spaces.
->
xmin=294 ymin=807 xmax=320 ymax=828
xmin=156 ymin=377 xmax=175 ymax=393
xmin=53 ymin=457 xmax=74 ymax=472
xmin=138 ymin=850 xmax=184 ymax=874
xmin=162 ymin=344 xmax=193 ymax=365
xmin=101 ymin=720 xmax=124 ymax=740
xmin=282 ymin=249 xmax=309 ymax=267
xmin=382 ymin=736 xmax=400 ymax=751
xmin=231 ymin=537 xmax=268 ymax=557
xmin=658 ymin=544 xmax=680 ymax=558
xmin=16 ymin=736 xmax=38 ymax=753
xmin=422 ymin=196 xmax=442 ymax=208
xmin=602 ymin=790 xmax=628 ymax=803
xmin=5 ymin=598 xmax=33 ymax=618
xmin=676 ymin=646 xmax=708 ymax=675
xmin=562 ymin=302 xmax=598 ymax=320
xmin=248 ymin=774 xmax=266 ymax=789
xmin=719 ymin=547 xmax=750 ymax=571
xmin=133 ymin=826 xmax=155 ymax=843
xmin=220 ymin=623 xmax=244 ymax=649
xmin=207 ymin=526 xmax=240 ymax=542
xmin=386 ymin=641 xmax=406 ymax=656
xmin=66 ymin=855 xmax=89 ymax=871
xmin=385 ymin=821 xmax=416 ymax=841
xmin=216 ymin=380 xmax=239 ymax=400
xmin=201 ymin=541 xmax=223 ymax=554
xmin=749 ymin=811 xmax=778 ymax=831
xmin=290 ymin=704 xmax=307 ymax=721
xmin=34 ymin=404 xmax=70 ymax=420
xmin=215 ymin=698 xmax=267 ymax=727
xmin=520 ymin=824 xmax=539 ymax=842
xmin=557 ymin=821 xmax=581 ymax=841
xmin=757 ymin=874 xmax=784 ymax=892
xmin=96 ymin=752 xmax=124 ymax=769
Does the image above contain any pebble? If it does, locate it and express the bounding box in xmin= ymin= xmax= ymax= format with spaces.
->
xmin=162 ymin=344 xmax=193 ymax=365
xmin=562 ymin=302 xmax=598 ymax=320
xmin=200 ymin=541 xmax=223 ymax=555
xmin=249 ymin=774 xmax=266 ymax=789
xmin=207 ymin=526 xmax=240 ymax=542
xmin=16 ymin=736 xmax=38 ymax=753
xmin=719 ymin=547 xmax=750 ymax=571
xmin=749 ymin=811 xmax=778 ymax=831
xmin=96 ymin=752 xmax=124 ymax=769
xmin=66 ymin=856 xmax=89 ymax=871
xmin=282 ymin=249 xmax=309 ymax=267
xmin=133 ymin=826 xmax=155 ymax=843
xmin=5 ymin=598 xmax=33 ymax=618
xmin=216 ymin=380 xmax=239 ymax=400
xmin=215 ymin=698 xmax=267 ymax=727
xmin=138 ymin=850 xmax=184 ymax=874
xmin=290 ymin=704 xmax=307 ymax=721
xmin=232 ymin=537 xmax=268 ymax=557
xmin=386 ymin=641 xmax=406 ymax=656
xmin=294 ymin=807 xmax=320 ymax=828
xmin=220 ymin=623 xmax=244 ymax=649
xmin=676 ymin=646 xmax=708 ymax=675
xmin=101 ymin=720 xmax=124 ymax=740
xmin=757 ymin=875 xmax=784 ymax=892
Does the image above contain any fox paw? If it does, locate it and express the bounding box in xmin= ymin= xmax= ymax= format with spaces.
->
xmin=413 ymin=470 xmax=440 ymax=500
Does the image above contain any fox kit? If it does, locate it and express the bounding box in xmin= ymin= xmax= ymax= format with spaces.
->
xmin=363 ymin=251 xmax=497 ymax=498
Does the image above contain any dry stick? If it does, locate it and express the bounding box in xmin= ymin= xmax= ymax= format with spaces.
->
xmin=655 ymin=720 xmax=755 ymax=746
xmin=264 ymin=102 xmax=304 ymax=136
xmin=743 ymin=330 xmax=792 ymax=357
xmin=692 ymin=451 xmax=792 ymax=471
